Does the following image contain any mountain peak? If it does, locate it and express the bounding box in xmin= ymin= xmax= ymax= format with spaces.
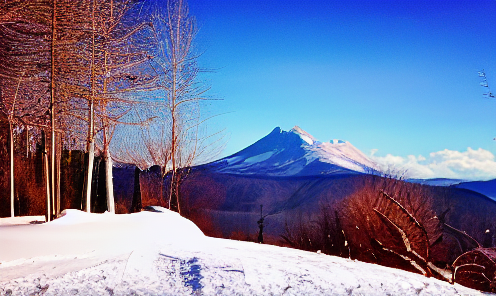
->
xmin=330 ymin=139 xmax=346 ymax=144
xmin=270 ymin=127 xmax=282 ymax=134
xmin=289 ymin=126 xmax=316 ymax=145
xmin=211 ymin=126 xmax=379 ymax=176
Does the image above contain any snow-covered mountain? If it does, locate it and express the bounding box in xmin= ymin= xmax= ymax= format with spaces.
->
xmin=209 ymin=126 xmax=379 ymax=176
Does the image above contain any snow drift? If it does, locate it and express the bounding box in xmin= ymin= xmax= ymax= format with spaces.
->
xmin=0 ymin=209 xmax=487 ymax=295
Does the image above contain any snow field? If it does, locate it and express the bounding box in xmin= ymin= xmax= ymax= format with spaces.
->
xmin=0 ymin=209 xmax=490 ymax=295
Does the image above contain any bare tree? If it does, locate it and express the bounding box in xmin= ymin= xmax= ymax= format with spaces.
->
xmin=42 ymin=0 xmax=155 ymax=214
xmin=6 ymin=76 xmax=23 ymax=217
xmin=89 ymin=0 xmax=156 ymax=213
xmin=147 ymin=0 xmax=214 ymax=214
xmin=0 ymin=0 xmax=53 ymax=218
xmin=1 ymin=0 xmax=219 ymax=216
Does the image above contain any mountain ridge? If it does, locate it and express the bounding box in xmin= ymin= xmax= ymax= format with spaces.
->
xmin=206 ymin=126 xmax=379 ymax=177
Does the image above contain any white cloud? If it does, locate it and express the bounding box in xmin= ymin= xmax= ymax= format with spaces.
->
xmin=370 ymin=147 xmax=496 ymax=180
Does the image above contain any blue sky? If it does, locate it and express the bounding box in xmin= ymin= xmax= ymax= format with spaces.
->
xmin=187 ymin=0 xmax=496 ymax=179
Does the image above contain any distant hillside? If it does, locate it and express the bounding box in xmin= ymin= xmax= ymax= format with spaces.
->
xmin=180 ymin=170 xmax=363 ymax=239
xmin=407 ymin=178 xmax=466 ymax=186
xmin=453 ymin=179 xmax=496 ymax=201
xmin=179 ymin=127 xmax=496 ymax=248
xmin=407 ymin=178 xmax=496 ymax=201
xmin=180 ymin=168 xmax=496 ymax=253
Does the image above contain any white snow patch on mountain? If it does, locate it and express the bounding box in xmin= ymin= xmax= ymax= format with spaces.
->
xmin=290 ymin=125 xmax=316 ymax=145
xmin=307 ymin=140 xmax=378 ymax=172
xmin=0 ymin=210 xmax=487 ymax=295
xmin=244 ymin=151 xmax=275 ymax=164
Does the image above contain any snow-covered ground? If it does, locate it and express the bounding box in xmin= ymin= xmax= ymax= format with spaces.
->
xmin=0 ymin=208 xmax=489 ymax=295
xmin=0 ymin=215 xmax=45 ymax=226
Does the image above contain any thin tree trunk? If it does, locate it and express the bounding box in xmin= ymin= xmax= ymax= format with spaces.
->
xmin=132 ymin=166 xmax=141 ymax=212
xmin=56 ymin=132 xmax=61 ymax=215
xmin=51 ymin=130 xmax=55 ymax=217
xmin=85 ymin=0 xmax=96 ymax=213
xmin=176 ymin=175 xmax=181 ymax=215
xmin=50 ymin=0 xmax=57 ymax=220
xmin=169 ymin=131 xmax=176 ymax=210
xmin=85 ymin=140 xmax=94 ymax=212
xmin=102 ymin=36 xmax=115 ymax=213
xmin=43 ymin=131 xmax=51 ymax=222
xmin=164 ymin=174 xmax=168 ymax=209
xmin=9 ymin=121 xmax=14 ymax=217
xmin=8 ymin=71 xmax=24 ymax=217
xmin=104 ymin=146 xmax=115 ymax=213
xmin=79 ymin=150 xmax=84 ymax=211
xmin=26 ymin=128 xmax=29 ymax=158
xmin=45 ymin=146 xmax=51 ymax=221
xmin=168 ymin=1 xmax=182 ymax=214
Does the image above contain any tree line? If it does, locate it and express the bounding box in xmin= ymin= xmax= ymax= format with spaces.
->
xmin=0 ymin=0 xmax=215 ymax=219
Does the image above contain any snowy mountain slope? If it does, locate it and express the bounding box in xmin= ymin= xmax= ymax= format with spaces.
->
xmin=0 ymin=209 xmax=487 ymax=296
xmin=208 ymin=126 xmax=379 ymax=176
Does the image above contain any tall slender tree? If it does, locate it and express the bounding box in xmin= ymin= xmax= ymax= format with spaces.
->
xmin=147 ymin=0 xmax=209 ymax=214
xmin=83 ymin=0 xmax=156 ymax=213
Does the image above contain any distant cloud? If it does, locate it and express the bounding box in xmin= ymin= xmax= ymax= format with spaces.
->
xmin=370 ymin=147 xmax=496 ymax=180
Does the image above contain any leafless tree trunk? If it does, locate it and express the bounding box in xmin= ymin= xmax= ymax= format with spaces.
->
xmin=84 ymin=0 xmax=97 ymax=213
xmin=25 ymin=128 xmax=29 ymax=158
xmin=56 ymin=132 xmax=62 ymax=215
xmin=9 ymin=121 xmax=14 ymax=217
xmin=5 ymin=72 xmax=26 ymax=217
xmin=104 ymin=145 xmax=115 ymax=212
xmin=149 ymin=0 xmax=206 ymax=214
xmin=91 ymin=0 xmax=157 ymax=213
xmin=49 ymin=0 xmax=58 ymax=220
xmin=1 ymin=1 xmax=46 ymax=217
xmin=42 ymin=131 xmax=51 ymax=221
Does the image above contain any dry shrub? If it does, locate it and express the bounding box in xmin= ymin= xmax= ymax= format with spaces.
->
xmin=280 ymin=212 xmax=317 ymax=251
xmin=14 ymin=155 xmax=46 ymax=216
xmin=317 ymin=205 xmax=348 ymax=257
xmin=452 ymin=248 xmax=496 ymax=292
xmin=59 ymin=150 xmax=85 ymax=211
xmin=115 ymin=198 xmax=130 ymax=214
xmin=340 ymin=176 xmax=443 ymax=275
xmin=281 ymin=206 xmax=347 ymax=257
xmin=458 ymin=212 xmax=496 ymax=249
xmin=0 ymin=119 xmax=11 ymax=217
xmin=139 ymin=166 xmax=168 ymax=208
xmin=0 ymin=144 xmax=46 ymax=217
